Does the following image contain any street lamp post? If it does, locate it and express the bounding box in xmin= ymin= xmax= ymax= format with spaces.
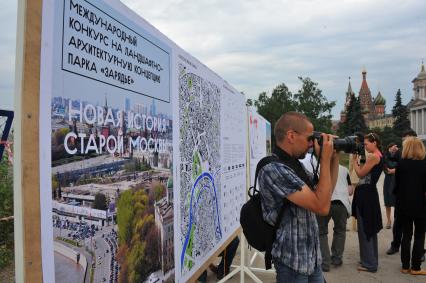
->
xmin=59 ymin=217 xmax=62 ymax=238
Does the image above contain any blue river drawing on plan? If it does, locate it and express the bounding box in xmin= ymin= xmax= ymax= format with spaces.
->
xmin=180 ymin=172 xmax=222 ymax=270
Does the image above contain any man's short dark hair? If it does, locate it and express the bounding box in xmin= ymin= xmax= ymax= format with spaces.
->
xmin=274 ymin=112 xmax=310 ymax=143
xmin=402 ymin=129 xmax=417 ymax=138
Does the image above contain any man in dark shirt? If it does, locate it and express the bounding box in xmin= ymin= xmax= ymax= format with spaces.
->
xmin=258 ymin=112 xmax=339 ymax=282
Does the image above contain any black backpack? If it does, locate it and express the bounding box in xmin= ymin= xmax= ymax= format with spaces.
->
xmin=240 ymin=155 xmax=287 ymax=270
xmin=240 ymin=149 xmax=316 ymax=270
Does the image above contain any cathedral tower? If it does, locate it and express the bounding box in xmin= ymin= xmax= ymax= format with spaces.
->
xmin=358 ymin=68 xmax=374 ymax=121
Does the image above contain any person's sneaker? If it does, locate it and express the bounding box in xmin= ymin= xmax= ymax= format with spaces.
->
xmin=386 ymin=246 xmax=399 ymax=255
xmin=331 ymin=258 xmax=343 ymax=266
xmin=401 ymin=268 xmax=410 ymax=274
xmin=410 ymin=269 xmax=426 ymax=275
xmin=357 ymin=265 xmax=377 ymax=273
xmin=322 ymin=265 xmax=330 ymax=272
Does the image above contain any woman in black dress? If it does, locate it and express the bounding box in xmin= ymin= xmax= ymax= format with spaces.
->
xmin=352 ymin=133 xmax=383 ymax=272
xmin=394 ymin=137 xmax=426 ymax=275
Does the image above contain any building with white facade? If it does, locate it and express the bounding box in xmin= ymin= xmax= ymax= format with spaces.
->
xmin=407 ymin=62 xmax=426 ymax=141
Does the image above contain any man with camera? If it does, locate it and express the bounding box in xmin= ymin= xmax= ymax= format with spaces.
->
xmin=259 ymin=112 xmax=339 ymax=283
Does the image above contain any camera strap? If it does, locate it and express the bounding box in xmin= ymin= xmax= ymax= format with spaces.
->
xmin=312 ymin=144 xmax=322 ymax=185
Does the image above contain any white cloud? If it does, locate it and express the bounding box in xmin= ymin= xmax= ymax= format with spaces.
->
xmin=122 ymin=0 xmax=426 ymax=118
xmin=1 ymin=0 xmax=425 ymax=117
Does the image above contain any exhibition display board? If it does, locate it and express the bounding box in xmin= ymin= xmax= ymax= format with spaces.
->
xmin=175 ymin=51 xmax=246 ymax=281
xmin=17 ymin=0 xmax=250 ymax=282
xmin=247 ymin=106 xmax=272 ymax=187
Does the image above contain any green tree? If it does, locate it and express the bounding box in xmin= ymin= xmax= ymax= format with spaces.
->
xmin=92 ymin=193 xmax=108 ymax=210
xmin=346 ymin=96 xmax=368 ymax=135
xmin=382 ymin=126 xmax=400 ymax=148
xmin=117 ymin=190 xmax=135 ymax=245
xmin=116 ymin=188 xmax=160 ymax=282
xmin=254 ymin=79 xmax=335 ymax=147
xmin=294 ymin=77 xmax=335 ymax=133
xmin=0 ymin=156 xmax=14 ymax=268
xmin=254 ymin=84 xmax=297 ymax=147
xmin=371 ymin=126 xmax=399 ymax=151
xmin=337 ymin=94 xmax=354 ymax=137
xmin=0 ymin=157 xmax=13 ymax=219
xmin=149 ymin=182 xmax=165 ymax=202
xmin=392 ymin=89 xmax=411 ymax=137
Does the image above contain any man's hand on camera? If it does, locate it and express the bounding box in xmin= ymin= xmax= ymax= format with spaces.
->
xmin=320 ymin=133 xmax=334 ymax=161
xmin=332 ymin=151 xmax=340 ymax=161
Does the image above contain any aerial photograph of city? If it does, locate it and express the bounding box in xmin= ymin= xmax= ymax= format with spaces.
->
xmin=50 ymin=94 xmax=174 ymax=283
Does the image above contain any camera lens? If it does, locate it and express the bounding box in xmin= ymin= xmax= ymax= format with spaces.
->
xmin=333 ymin=136 xmax=356 ymax=153
xmin=313 ymin=132 xmax=365 ymax=155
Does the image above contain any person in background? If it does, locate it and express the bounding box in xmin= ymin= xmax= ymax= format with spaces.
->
xmin=386 ymin=129 xmax=417 ymax=256
xmin=299 ymin=147 xmax=318 ymax=174
xmin=383 ymin=143 xmax=399 ymax=229
xmin=209 ymin=237 xmax=240 ymax=280
xmin=197 ymin=236 xmax=240 ymax=282
xmin=317 ymin=164 xmax=353 ymax=272
xmin=352 ymin=133 xmax=383 ymax=273
xmin=394 ymin=137 xmax=426 ymax=275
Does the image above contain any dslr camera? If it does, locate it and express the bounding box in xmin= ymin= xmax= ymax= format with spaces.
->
xmin=312 ymin=131 xmax=365 ymax=155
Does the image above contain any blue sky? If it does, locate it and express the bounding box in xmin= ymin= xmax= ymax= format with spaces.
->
xmin=2 ymin=0 xmax=426 ymax=119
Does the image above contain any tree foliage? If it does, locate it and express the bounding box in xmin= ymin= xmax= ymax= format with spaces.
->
xmin=392 ymin=89 xmax=411 ymax=137
xmin=52 ymin=128 xmax=71 ymax=161
xmin=149 ymin=181 xmax=165 ymax=203
xmin=0 ymin=156 xmax=14 ymax=268
xmin=294 ymin=77 xmax=336 ymax=133
xmin=92 ymin=192 xmax=108 ymax=210
xmin=116 ymin=188 xmax=161 ymax=282
xmin=117 ymin=190 xmax=135 ymax=245
xmin=346 ymin=96 xmax=368 ymax=135
xmin=338 ymin=94 xmax=368 ymax=137
xmin=255 ymin=78 xmax=335 ymax=147
xmin=371 ymin=126 xmax=400 ymax=150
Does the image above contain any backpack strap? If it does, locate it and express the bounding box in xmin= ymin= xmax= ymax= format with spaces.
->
xmin=249 ymin=155 xmax=280 ymax=197
xmin=250 ymin=155 xmax=288 ymax=270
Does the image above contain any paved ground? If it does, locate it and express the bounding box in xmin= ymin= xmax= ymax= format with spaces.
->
xmin=55 ymin=252 xmax=85 ymax=283
xmin=2 ymin=174 xmax=425 ymax=283
xmin=204 ymin=173 xmax=426 ymax=283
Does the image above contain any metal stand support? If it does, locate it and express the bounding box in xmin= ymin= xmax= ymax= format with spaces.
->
xmin=217 ymin=233 xmax=274 ymax=283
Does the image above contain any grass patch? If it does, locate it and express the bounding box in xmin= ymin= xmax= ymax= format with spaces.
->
xmin=56 ymin=236 xmax=81 ymax=247
xmin=339 ymin=153 xmax=350 ymax=168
